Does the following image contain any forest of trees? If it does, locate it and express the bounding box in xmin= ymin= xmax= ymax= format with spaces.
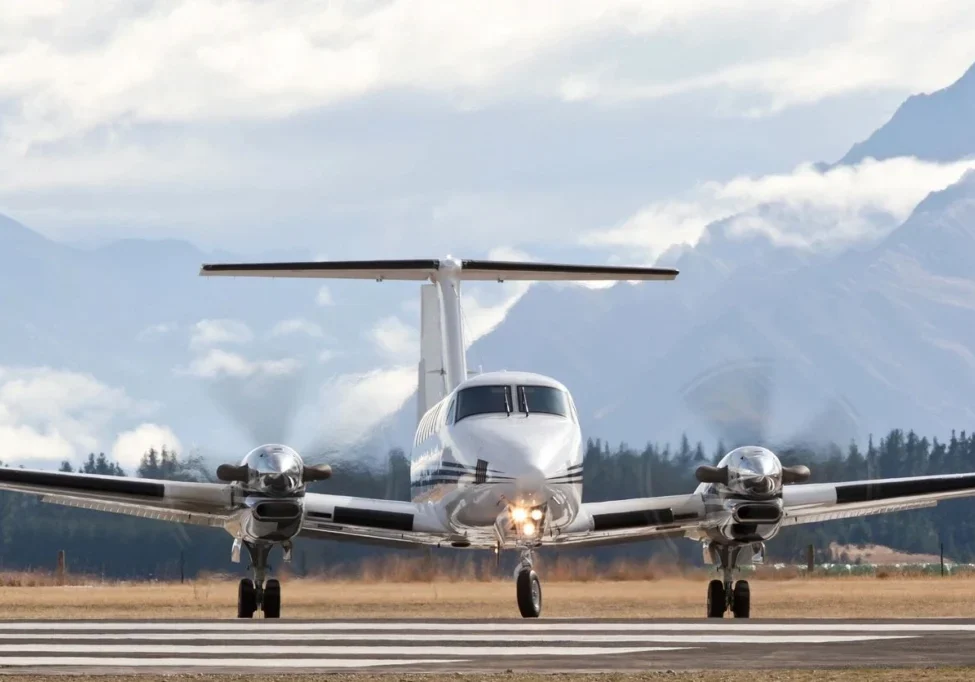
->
xmin=2 ymin=429 xmax=975 ymax=578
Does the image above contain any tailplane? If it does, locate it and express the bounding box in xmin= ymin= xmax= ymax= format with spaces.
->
xmin=201 ymin=256 xmax=679 ymax=418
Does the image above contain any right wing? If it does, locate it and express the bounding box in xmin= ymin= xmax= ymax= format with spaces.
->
xmin=781 ymin=471 xmax=975 ymax=526
xmin=0 ymin=467 xmax=237 ymax=527
xmin=543 ymin=493 xmax=707 ymax=547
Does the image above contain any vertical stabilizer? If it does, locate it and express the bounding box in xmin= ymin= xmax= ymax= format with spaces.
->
xmin=418 ymin=283 xmax=446 ymax=424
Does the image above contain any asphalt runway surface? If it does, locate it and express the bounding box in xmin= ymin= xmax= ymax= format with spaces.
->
xmin=1 ymin=619 xmax=975 ymax=673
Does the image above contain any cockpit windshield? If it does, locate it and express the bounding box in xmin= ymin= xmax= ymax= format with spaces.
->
xmin=517 ymin=385 xmax=570 ymax=418
xmin=455 ymin=385 xmax=512 ymax=422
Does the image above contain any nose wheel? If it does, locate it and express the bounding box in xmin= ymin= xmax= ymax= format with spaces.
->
xmin=515 ymin=549 xmax=542 ymax=617
xmin=237 ymin=542 xmax=282 ymax=619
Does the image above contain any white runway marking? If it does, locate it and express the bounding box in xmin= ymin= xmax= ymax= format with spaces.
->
xmin=0 ymin=644 xmax=679 ymax=656
xmin=0 ymin=657 xmax=458 ymax=668
xmin=0 ymin=619 xmax=968 ymax=672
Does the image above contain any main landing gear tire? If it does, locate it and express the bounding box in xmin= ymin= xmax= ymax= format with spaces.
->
xmin=706 ymin=579 xmax=724 ymax=618
xmin=732 ymin=580 xmax=750 ymax=619
xmin=237 ymin=578 xmax=257 ymax=618
xmin=516 ymin=569 xmax=542 ymax=618
xmin=263 ymin=578 xmax=282 ymax=619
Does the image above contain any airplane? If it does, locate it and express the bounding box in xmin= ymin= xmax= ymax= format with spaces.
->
xmin=2 ymin=255 xmax=975 ymax=620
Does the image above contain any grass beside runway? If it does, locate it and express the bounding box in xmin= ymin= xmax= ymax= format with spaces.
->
xmin=1 ymin=574 xmax=974 ymax=619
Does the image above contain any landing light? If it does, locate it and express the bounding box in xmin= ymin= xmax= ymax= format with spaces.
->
xmin=530 ymin=508 xmax=543 ymax=521
xmin=523 ymin=521 xmax=536 ymax=536
xmin=511 ymin=507 xmax=528 ymax=523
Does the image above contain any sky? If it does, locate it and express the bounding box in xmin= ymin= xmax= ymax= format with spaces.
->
xmin=2 ymin=1 xmax=975 ymax=466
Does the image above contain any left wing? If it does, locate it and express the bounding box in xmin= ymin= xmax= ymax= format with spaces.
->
xmin=542 ymin=493 xmax=707 ymax=547
xmin=781 ymin=471 xmax=975 ymax=526
xmin=299 ymin=491 xmax=463 ymax=548
xmin=0 ymin=467 xmax=237 ymax=527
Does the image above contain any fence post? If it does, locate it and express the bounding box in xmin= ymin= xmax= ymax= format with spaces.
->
xmin=180 ymin=551 xmax=185 ymax=584
xmin=806 ymin=544 xmax=814 ymax=573
xmin=941 ymin=543 xmax=945 ymax=577
xmin=56 ymin=550 xmax=66 ymax=585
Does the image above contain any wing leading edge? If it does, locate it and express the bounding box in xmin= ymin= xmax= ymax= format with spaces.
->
xmin=781 ymin=471 xmax=975 ymax=526
xmin=0 ymin=467 xmax=237 ymax=526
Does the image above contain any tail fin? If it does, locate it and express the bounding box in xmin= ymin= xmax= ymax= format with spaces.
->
xmin=417 ymin=283 xmax=446 ymax=425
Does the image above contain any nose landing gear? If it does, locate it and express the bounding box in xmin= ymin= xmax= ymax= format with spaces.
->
xmin=515 ymin=548 xmax=542 ymax=618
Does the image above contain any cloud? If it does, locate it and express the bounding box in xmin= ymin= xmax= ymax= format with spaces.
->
xmin=111 ymin=423 xmax=184 ymax=471
xmin=369 ymin=316 xmax=419 ymax=362
xmin=269 ymin=318 xmax=325 ymax=339
xmin=584 ymin=156 xmax=975 ymax=258
xmin=3 ymin=0 xmax=973 ymax=155
xmin=183 ymin=349 xmax=301 ymax=379
xmin=190 ymin=319 xmax=253 ymax=349
xmin=137 ymin=322 xmax=177 ymax=340
xmin=313 ymin=367 xmax=417 ymax=446
xmin=0 ymin=366 xmax=154 ymax=465
xmin=316 ymin=286 xmax=334 ymax=306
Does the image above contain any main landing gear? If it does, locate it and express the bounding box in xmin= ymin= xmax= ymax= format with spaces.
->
xmin=706 ymin=545 xmax=750 ymax=618
xmin=237 ymin=541 xmax=281 ymax=618
xmin=515 ymin=548 xmax=542 ymax=618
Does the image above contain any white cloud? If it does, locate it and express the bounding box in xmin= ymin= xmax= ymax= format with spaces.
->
xmin=190 ymin=318 xmax=253 ymax=349
xmin=269 ymin=318 xmax=325 ymax=339
xmin=585 ymin=156 xmax=975 ymax=258
xmin=316 ymin=286 xmax=334 ymax=306
xmin=111 ymin=423 xmax=184 ymax=471
xmin=0 ymin=366 xmax=154 ymax=465
xmin=2 ymin=0 xmax=973 ymax=155
xmin=369 ymin=316 xmax=419 ymax=362
xmin=183 ymin=349 xmax=301 ymax=379
xmin=313 ymin=367 xmax=416 ymax=445
xmin=137 ymin=322 xmax=177 ymax=339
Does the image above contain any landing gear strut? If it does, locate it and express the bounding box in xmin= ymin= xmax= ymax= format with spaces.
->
xmin=706 ymin=545 xmax=750 ymax=618
xmin=238 ymin=542 xmax=281 ymax=618
xmin=514 ymin=547 xmax=542 ymax=618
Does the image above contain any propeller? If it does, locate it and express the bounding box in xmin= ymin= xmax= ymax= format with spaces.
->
xmin=206 ymin=367 xmax=337 ymax=486
xmin=681 ymin=357 xmax=858 ymax=486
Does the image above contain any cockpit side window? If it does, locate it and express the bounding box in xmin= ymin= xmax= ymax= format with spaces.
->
xmin=517 ymin=385 xmax=570 ymax=418
xmin=455 ymin=385 xmax=512 ymax=422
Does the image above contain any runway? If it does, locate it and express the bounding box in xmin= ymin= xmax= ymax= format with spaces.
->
xmin=1 ymin=619 xmax=974 ymax=673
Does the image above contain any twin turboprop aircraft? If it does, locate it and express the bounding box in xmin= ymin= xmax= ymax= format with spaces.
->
xmin=3 ymin=256 xmax=975 ymax=619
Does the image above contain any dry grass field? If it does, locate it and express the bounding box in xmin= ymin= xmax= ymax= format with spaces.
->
xmin=1 ymin=569 xmax=974 ymax=619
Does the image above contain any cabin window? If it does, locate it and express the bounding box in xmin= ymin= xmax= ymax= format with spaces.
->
xmin=455 ymin=385 xmax=512 ymax=422
xmin=517 ymin=385 xmax=570 ymax=418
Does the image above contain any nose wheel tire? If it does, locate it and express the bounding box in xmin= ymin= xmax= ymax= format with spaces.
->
xmin=262 ymin=578 xmax=282 ymax=619
xmin=706 ymin=579 xmax=725 ymax=618
xmin=732 ymin=580 xmax=750 ymax=618
xmin=516 ymin=569 xmax=542 ymax=618
xmin=237 ymin=579 xmax=257 ymax=618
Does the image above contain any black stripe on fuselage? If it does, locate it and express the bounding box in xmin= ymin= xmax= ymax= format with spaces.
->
xmin=332 ymin=506 xmax=414 ymax=532
xmin=834 ymin=474 xmax=975 ymax=504
xmin=305 ymin=510 xmax=332 ymax=520
xmin=592 ymin=508 xmax=675 ymax=531
xmin=0 ymin=469 xmax=165 ymax=497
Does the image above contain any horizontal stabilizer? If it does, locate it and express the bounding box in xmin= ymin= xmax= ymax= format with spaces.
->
xmin=200 ymin=258 xmax=678 ymax=282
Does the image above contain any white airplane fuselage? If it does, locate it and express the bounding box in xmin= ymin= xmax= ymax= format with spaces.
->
xmin=409 ymin=370 xmax=584 ymax=544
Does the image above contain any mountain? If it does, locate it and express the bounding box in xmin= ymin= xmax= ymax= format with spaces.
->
xmin=837 ymin=62 xmax=975 ymax=165
xmin=0 ymin=217 xmax=412 ymax=468
xmin=383 ymin=62 xmax=975 ymax=452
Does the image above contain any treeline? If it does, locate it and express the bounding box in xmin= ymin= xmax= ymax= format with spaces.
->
xmin=2 ymin=430 xmax=975 ymax=579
